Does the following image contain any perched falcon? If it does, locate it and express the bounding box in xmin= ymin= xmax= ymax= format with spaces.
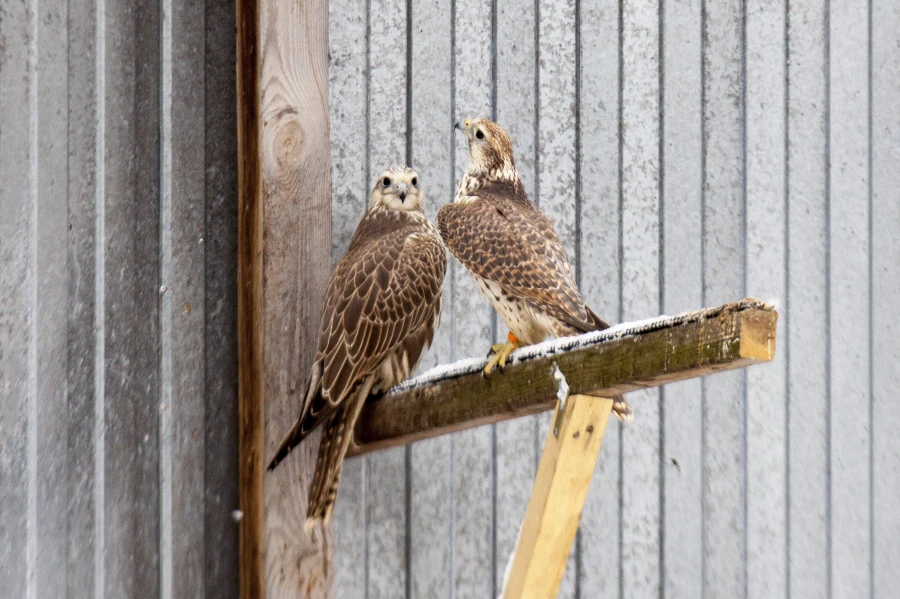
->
xmin=268 ymin=166 xmax=447 ymax=528
xmin=438 ymin=118 xmax=632 ymax=421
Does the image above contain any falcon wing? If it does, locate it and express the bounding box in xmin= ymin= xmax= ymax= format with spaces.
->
xmin=438 ymin=182 xmax=597 ymax=332
xmin=268 ymin=214 xmax=446 ymax=470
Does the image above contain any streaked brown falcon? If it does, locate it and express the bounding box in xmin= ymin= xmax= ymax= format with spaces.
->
xmin=438 ymin=118 xmax=632 ymax=421
xmin=268 ymin=166 xmax=447 ymax=528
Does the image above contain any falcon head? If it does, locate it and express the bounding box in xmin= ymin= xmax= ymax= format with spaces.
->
xmin=454 ymin=118 xmax=517 ymax=181
xmin=370 ymin=166 xmax=424 ymax=212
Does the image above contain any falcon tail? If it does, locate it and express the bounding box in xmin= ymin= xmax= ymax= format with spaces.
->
xmin=584 ymin=306 xmax=634 ymax=422
xmin=305 ymin=387 xmax=369 ymax=529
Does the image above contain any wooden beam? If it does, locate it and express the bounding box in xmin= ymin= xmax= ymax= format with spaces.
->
xmin=348 ymin=299 xmax=777 ymax=456
xmin=237 ymin=0 xmax=334 ymax=597
xmin=502 ymin=395 xmax=615 ymax=599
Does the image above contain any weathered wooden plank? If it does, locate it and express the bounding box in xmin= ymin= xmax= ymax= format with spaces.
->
xmin=161 ymin=0 xmax=208 ymax=595
xmin=0 ymin=1 xmax=33 ymax=595
xmin=203 ymin=0 xmax=240 ymax=594
xmin=872 ymin=1 xmax=900 ymax=594
xmin=577 ymin=0 xmax=622 ymax=593
xmin=66 ymin=0 xmax=99 ymax=595
xmin=828 ymin=2 xmax=872 ymax=595
xmin=702 ymin=0 xmax=746 ymax=594
xmin=620 ymin=0 xmax=662 ymax=594
xmin=660 ymin=0 xmax=704 ymax=594
xmin=536 ymin=0 xmax=579 ymax=593
xmin=362 ymin=0 xmax=410 ymax=596
xmin=502 ymin=395 xmax=615 ymax=599
xmin=494 ymin=0 xmax=539 ymax=591
xmin=451 ymin=0 xmax=496 ymax=595
xmin=408 ymin=0 xmax=454 ymax=595
xmin=101 ymin=0 xmax=163 ymax=595
xmin=350 ymin=301 xmax=776 ymax=455
xmin=34 ymin=2 xmax=71 ymax=597
xmin=786 ymin=1 xmax=829 ymax=595
xmin=237 ymin=0 xmax=335 ymax=595
xmin=744 ymin=0 xmax=788 ymax=596
xmin=327 ymin=0 xmax=368 ymax=593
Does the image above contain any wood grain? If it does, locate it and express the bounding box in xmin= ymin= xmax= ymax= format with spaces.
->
xmin=502 ymin=395 xmax=614 ymax=599
xmin=238 ymin=0 xmax=334 ymax=597
xmin=348 ymin=301 xmax=777 ymax=456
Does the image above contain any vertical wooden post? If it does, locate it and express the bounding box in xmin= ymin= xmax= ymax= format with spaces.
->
xmin=237 ymin=0 xmax=334 ymax=597
xmin=503 ymin=395 xmax=614 ymax=599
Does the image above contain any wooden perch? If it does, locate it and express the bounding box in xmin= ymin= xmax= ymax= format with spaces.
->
xmin=348 ymin=298 xmax=777 ymax=457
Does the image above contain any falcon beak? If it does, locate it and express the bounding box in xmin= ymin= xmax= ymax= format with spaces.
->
xmin=395 ymin=182 xmax=409 ymax=201
xmin=453 ymin=119 xmax=470 ymax=132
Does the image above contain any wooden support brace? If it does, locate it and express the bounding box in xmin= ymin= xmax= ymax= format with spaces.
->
xmin=502 ymin=395 xmax=614 ymax=599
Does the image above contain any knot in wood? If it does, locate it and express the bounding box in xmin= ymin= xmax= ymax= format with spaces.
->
xmin=262 ymin=109 xmax=306 ymax=186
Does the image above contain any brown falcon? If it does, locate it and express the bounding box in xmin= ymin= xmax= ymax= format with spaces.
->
xmin=268 ymin=166 xmax=447 ymax=528
xmin=438 ymin=118 xmax=632 ymax=421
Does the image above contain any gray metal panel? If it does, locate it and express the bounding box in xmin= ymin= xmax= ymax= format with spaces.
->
xmin=67 ymin=0 xmax=100 ymax=595
xmin=494 ymin=0 xmax=539 ymax=592
xmin=0 ymin=0 xmax=239 ymax=596
xmin=451 ymin=0 xmax=496 ymax=596
xmin=828 ymin=1 xmax=872 ymax=596
xmin=162 ymin=0 xmax=209 ymax=595
xmin=365 ymin=0 xmax=410 ymax=595
xmin=872 ymin=1 xmax=900 ymax=596
xmin=701 ymin=0 xmax=746 ymax=595
xmin=0 ymin=1 xmax=33 ymax=597
xmin=100 ymin=1 xmax=162 ymax=596
xmin=619 ymin=0 xmax=662 ymax=596
xmin=35 ymin=2 xmax=72 ymax=598
xmin=328 ymin=0 xmax=369 ymax=595
xmin=744 ymin=0 xmax=788 ymax=597
xmin=578 ymin=0 xmax=623 ymax=595
xmin=409 ymin=0 xmax=454 ymax=595
xmin=203 ymin=0 xmax=239 ymax=595
xmin=661 ymin=0 xmax=704 ymax=594
xmin=787 ymin=1 xmax=830 ymax=596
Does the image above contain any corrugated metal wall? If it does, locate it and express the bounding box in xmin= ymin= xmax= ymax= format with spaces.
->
xmin=3 ymin=1 xmax=900 ymax=598
xmin=328 ymin=0 xmax=900 ymax=598
xmin=0 ymin=1 xmax=239 ymax=598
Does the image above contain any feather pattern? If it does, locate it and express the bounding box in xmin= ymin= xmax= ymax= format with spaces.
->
xmin=268 ymin=167 xmax=446 ymax=526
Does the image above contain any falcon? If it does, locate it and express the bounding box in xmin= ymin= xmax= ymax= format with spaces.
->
xmin=268 ymin=166 xmax=447 ymax=528
xmin=438 ymin=118 xmax=632 ymax=421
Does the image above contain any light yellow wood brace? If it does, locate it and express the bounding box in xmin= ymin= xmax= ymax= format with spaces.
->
xmin=503 ymin=394 xmax=614 ymax=599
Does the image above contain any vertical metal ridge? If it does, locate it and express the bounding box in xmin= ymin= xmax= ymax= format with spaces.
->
xmin=93 ymin=0 xmax=107 ymax=595
xmin=404 ymin=3 xmax=413 ymax=595
xmin=158 ymin=0 xmax=174 ymax=595
xmin=783 ymin=2 xmax=792 ymax=596
xmin=657 ymin=1 xmax=666 ymax=596
xmin=533 ymin=0 xmax=541 ymax=209
xmin=449 ymin=2 xmax=458 ymax=595
xmin=364 ymin=0 xmax=373 ymax=594
xmin=823 ymin=1 xmax=832 ymax=596
xmin=616 ymin=1 xmax=625 ymax=595
xmin=699 ymin=0 xmax=708 ymax=595
xmin=489 ymin=2 xmax=499 ymax=586
xmin=739 ymin=0 xmax=749 ymax=596
xmin=26 ymin=0 xmax=39 ymax=595
xmin=866 ymin=0 xmax=875 ymax=595
xmin=574 ymin=2 xmax=583 ymax=592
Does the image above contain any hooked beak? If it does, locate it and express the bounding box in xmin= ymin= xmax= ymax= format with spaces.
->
xmin=453 ymin=119 xmax=471 ymax=132
xmin=395 ymin=182 xmax=409 ymax=201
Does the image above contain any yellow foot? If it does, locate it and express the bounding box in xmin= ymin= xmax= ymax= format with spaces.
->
xmin=612 ymin=397 xmax=635 ymax=423
xmin=483 ymin=333 xmax=523 ymax=376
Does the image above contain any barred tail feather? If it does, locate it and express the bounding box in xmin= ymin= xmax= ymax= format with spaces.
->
xmin=305 ymin=378 xmax=372 ymax=530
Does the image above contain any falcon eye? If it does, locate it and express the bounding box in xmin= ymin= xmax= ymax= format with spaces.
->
xmin=382 ymin=177 xmax=391 ymax=187
xmin=475 ymin=129 xmax=485 ymax=140
xmin=411 ymin=177 xmax=418 ymax=187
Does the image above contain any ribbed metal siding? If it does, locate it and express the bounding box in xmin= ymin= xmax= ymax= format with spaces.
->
xmin=328 ymin=1 xmax=900 ymax=597
xmin=0 ymin=1 xmax=239 ymax=597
